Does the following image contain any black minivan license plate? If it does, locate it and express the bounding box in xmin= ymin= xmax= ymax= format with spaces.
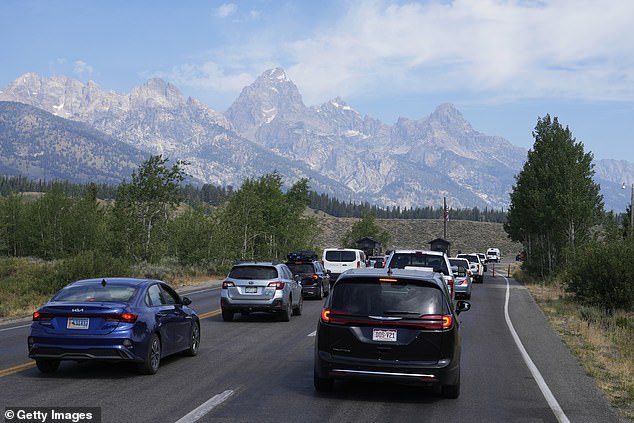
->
xmin=372 ymin=328 xmax=397 ymax=342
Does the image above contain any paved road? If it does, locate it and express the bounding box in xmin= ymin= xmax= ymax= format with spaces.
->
xmin=0 ymin=273 xmax=626 ymax=423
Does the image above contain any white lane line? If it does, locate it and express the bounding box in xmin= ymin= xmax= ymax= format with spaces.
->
xmin=307 ymin=330 xmax=316 ymax=337
xmin=175 ymin=390 xmax=234 ymax=423
xmin=0 ymin=324 xmax=30 ymax=332
xmin=503 ymin=277 xmax=571 ymax=423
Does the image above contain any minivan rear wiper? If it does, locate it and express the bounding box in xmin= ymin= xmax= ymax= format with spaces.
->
xmin=382 ymin=310 xmax=421 ymax=316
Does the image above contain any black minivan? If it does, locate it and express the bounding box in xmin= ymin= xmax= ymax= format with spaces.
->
xmin=314 ymin=268 xmax=471 ymax=398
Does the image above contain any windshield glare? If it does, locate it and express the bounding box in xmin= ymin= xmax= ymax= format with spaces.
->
xmin=53 ymin=284 xmax=138 ymax=303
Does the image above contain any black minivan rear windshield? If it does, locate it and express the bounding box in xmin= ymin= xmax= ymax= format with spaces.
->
xmin=331 ymin=278 xmax=445 ymax=317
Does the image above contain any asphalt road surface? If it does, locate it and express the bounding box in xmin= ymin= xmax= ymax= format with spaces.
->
xmin=0 ymin=271 xmax=626 ymax=423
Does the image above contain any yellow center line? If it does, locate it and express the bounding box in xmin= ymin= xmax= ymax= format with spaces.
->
xmin=0 ymin=361 xmax=36 ymax=378
xmin=199 ymin=309 xmax=221 ymax=319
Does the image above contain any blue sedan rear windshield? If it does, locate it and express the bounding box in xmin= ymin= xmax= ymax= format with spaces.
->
xmin=53 ymin=284 xmax=138 ymax=302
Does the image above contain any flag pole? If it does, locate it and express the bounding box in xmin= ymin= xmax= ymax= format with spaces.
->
xmin=443 ymin=197 xmax=447 ymax=239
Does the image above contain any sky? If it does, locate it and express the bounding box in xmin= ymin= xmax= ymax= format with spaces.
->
xmin=1 ymin=0 xmax=634 ymax=162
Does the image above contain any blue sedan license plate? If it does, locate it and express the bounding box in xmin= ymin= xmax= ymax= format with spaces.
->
xmin=67 ymin=317 xmax=90 ymax=329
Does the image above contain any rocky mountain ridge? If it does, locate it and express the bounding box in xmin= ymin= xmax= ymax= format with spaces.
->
xmin=1 ymin=70 xmax=632 ymax=211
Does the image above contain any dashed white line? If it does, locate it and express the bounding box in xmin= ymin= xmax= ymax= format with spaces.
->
xmin=307 ymin=330 xmax=316 ymax=337
xmin=174 ymin=390 xmax=234 ymax=423
xmin=503 ymin=277 xmax=571 ymax=423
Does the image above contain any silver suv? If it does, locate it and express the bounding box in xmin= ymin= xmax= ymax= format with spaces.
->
xmin=220 ymin=261 xmax=303 ymax=322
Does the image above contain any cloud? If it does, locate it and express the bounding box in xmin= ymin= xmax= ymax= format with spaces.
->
xmin=167 ymin=0 xmax=634 ymax=108
xmin=215 ymin=3 xmax=237 ymax=18
xmin=73 ymin=60 xmax=94 ymax=77
xmin=285 ymin=0 xmax=634 ymax=105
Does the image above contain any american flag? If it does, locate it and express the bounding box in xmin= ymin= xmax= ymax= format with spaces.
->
xmin=444 ymin=204 xmax=449 ymax=222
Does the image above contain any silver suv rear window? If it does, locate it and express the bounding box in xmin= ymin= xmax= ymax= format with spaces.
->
xmin=229 ymin=266 xmax=278 ymax=280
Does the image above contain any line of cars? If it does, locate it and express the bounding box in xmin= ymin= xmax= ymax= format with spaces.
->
xmin=27 ymin=246 xmax=497 ymax=399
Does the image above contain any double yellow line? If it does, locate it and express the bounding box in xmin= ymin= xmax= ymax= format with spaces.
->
xmin=0 ymin=309 xmax=222 ymax=378
xmin=198 ymin=309 xmax=221 ymax=319
xmin=0 ymin=361 xmax=36 ymax=378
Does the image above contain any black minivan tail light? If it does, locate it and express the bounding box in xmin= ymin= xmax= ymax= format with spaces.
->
xmin=321 ymin=309 xmax=453 ymax=330
xmin=419 ymin=314 xmax=453 ymax=330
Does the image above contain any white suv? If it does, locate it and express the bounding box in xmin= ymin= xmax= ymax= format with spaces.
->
xmin=384 ymin=250 xmax=455 ymax=300
xmin=456 ymin=253 xmax=484 ymax=283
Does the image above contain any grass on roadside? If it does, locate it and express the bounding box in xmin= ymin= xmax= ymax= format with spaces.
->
xmin=522 ymin=277 xmax=634 ymax=420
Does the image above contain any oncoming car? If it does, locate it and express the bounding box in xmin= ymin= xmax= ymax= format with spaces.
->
xmin=28 ymin=278 xmax=200 ymax=375
xmin=314 ymin=268 xmax=471 ymax=398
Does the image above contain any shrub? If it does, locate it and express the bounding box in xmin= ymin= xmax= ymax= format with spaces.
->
xmin=564 ymin=239 xmax=634 ymax=313
xmin=31 ymin=251 xmax=131 ymax=296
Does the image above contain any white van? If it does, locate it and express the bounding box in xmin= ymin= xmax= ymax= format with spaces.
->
xmin=486 ymin=248 xmax=501 ymax=263
xmin=322 ymin=248 xmax=367 ymax=281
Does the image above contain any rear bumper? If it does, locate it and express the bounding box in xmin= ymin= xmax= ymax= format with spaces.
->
xmin=301 ymin=284 xmax=322 ymax=297
xmin=454 ymin=284 xmax=471 ymax=294
xmin=27 ymin=325 xmax=146 ymax=362
xmin=220 ymin=297 xmax=288 ymax=313
xmin=315 ymin=350 xmax=460 ymax=387
xmin=27 ymin=335 xmax=142 ymax=362
xmin=28 ymin=344 xmax=139 ymax=361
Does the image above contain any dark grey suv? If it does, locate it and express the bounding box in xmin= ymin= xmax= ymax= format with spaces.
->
xmin=314 ymin=268 xmax=471 ymax=398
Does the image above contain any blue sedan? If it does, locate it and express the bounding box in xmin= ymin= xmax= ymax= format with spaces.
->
xmin=28 ymin=277 xmax=200 ymax=375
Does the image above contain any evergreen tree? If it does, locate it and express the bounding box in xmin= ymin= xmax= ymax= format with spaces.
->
xmin=505 ymin=115 xmax=603 ymax=278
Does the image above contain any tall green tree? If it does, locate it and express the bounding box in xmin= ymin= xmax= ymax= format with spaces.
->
xmin=505 ymin=115 xmax=603 ymax=278
xmin=341 ymin=213 xmax=391 ymax=250
xmin=216 ymin=172 xmax=316 ymax=261
xmin=110 ymin=155 xmax=188 ymax=263
xmin=0 ymin=194 xmax=27 ymax=256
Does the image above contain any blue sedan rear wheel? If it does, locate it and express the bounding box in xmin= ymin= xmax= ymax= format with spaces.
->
xmin=138 ymin=334 xmax=161 ymax=375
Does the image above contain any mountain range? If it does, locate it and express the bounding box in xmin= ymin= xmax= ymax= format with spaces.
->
xmin=1 ymin=69 xmax=633 ymax=211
